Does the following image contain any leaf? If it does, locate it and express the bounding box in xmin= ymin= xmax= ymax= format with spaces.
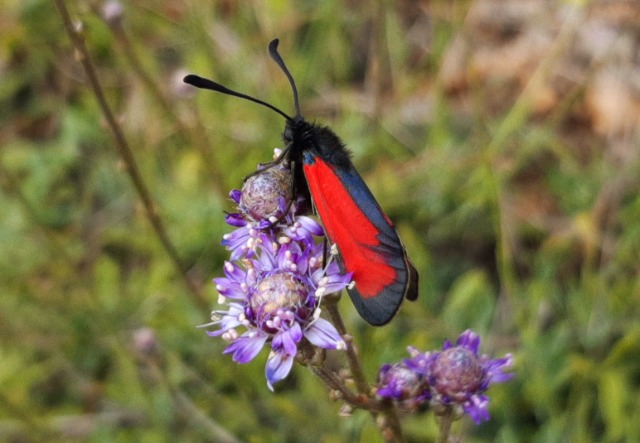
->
xmin=441 ymin=270 xmax=495 ymax=332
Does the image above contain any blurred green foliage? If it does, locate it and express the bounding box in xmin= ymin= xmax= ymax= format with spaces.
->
xmin=1 ymin=0 xmax=640 ymax=442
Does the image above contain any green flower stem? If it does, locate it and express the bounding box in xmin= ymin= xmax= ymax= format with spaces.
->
xmin=435 ymin=409 xmax=454 ymax=443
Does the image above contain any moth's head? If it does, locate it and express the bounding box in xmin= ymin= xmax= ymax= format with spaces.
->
xmin=283 ymin=125 xmax=293 ymax=145
xmin=283 ymin=115 xmax=306 ymax=145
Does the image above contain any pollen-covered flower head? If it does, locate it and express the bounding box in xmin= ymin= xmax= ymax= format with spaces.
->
xmin=248 ymin=270 xmax=309 ymax=331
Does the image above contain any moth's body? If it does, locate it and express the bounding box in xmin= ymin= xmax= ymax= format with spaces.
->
xmin=285 ymin=119 xmax=418 ymax=325
xmin=184 ymin=38 xmax=418 ymax=325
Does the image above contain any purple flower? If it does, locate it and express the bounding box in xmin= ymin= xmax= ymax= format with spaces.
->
xmin=221 ymin=163 xmax=320 ymax=260
xmin=205 ymin=159 xmax=352 ymax=390
xmin=427 ymin=330 xmax=513 ymax=424
xmin=376 ymin=361 xmax=431 ymax=411
xmin=209 ymin=240 xmax=350 ymax=390
xmin=376 ymin=330 xmax=513 ymax=423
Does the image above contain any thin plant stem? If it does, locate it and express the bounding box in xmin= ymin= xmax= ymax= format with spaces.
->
xmin=435 ymin=410 xmax=454 ymax=443
xmin=52 ymin=0 xmax=207 ymax=311
xmin=324 ymin=298 xmax=404 ymax=442
xmin=92 ymin=7 xmax=227 ymax=196
xmin=308 ymin=365 xmax=379 ymax=410
xmin=325 ymin=298 xmax=370 ymax=394
xmin=132 ymin=344 xmax=242 ymax=443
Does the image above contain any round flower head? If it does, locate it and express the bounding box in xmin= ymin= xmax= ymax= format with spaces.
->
xmin=239 ymin=165 xmax=292 ymax=222
xmin=425 ymin=330 xmax=513 ymax=424
xmin=376 ymin=360 xmax=431 ymax=411
xmin=222 ymin=160 xmax=322 ymax=260
xmin=208 ymin=238 xmax=351 ymax=390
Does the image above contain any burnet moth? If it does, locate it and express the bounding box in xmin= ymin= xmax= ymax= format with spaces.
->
xmin=184 ymin=39 xmax=418 ymax=326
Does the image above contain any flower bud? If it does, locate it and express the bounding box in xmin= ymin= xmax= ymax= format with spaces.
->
xmin=431 ymin=347 xmax=484 ymax=401
xmin=239 ymin=165 xmax=292 ymax=222
xmin=102 ymin=0 xmax=124 ymax=26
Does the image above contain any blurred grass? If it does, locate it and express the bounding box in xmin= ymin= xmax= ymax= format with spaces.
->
xmin=2 ymin=0 xmax=640 ymax=442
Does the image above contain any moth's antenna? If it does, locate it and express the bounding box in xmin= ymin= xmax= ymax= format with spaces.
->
xmin=268 ymin=39 xmax=302 ymax=118
xmin=183 ymin=74 xmax=292 ymax=121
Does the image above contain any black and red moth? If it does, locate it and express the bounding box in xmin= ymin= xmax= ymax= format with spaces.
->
xmin=185 ymin=39 xmax=418 ymax=326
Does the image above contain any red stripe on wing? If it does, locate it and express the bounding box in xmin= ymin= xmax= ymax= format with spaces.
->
xmin=303 ymin=158 xmax=396 ymax=298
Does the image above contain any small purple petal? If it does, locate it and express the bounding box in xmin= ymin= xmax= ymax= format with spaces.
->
xmin=288 ymin=321 xmax=303 ymax=342
xmin=304 ymin=318 xmax=345 ymax=350
xmin=225 ymin=213 xmax=246 ymax=227
xmin=207 ymin=303 xmax=245 ymax=336
xmin=274 ymin=322 xmax=302 ymax=356
xmin=456 ymin=329 xmax=480 ymax=354
xmin=222 ymin=227 xmax=253 ymax=258
xmin=222 ymin=261 xmax=245 ymax=281
xmin=485 ymin=354 xmax=514 ymax=383
xmin=292 ymin=248 xmax=310 ymax=274
xmin=283 ymin=217 xmax=323 ymax=244
xmin=229 ymin=189 xmax=242 ymax=204
xmin=256 ymin=238 xmax=278 ymax=269
xmin=316 ymin=272 xmax=352 ymax=295
xmin=213 ymin=277 xmax=245 ymax=300
xmin=404 ymin=350 xmax=435 ymax=376
xmin=265 ymin=350 xmax=295 ymax=391
xmin=213 ymin=263 xmax=247 ymax=299
xmin=464 ymin=394 xmax=490 ymax=424
xmin=224 ymin=332 xmax=268 ymax=363
xmin=296 ymin=216 xmax=324 ymax=236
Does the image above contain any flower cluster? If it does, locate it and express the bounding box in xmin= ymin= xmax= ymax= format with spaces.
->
xmin=205 ymin=161 xmax=352 ymax=390
xmin=377 ymin=330 xmax=513 ymax=424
